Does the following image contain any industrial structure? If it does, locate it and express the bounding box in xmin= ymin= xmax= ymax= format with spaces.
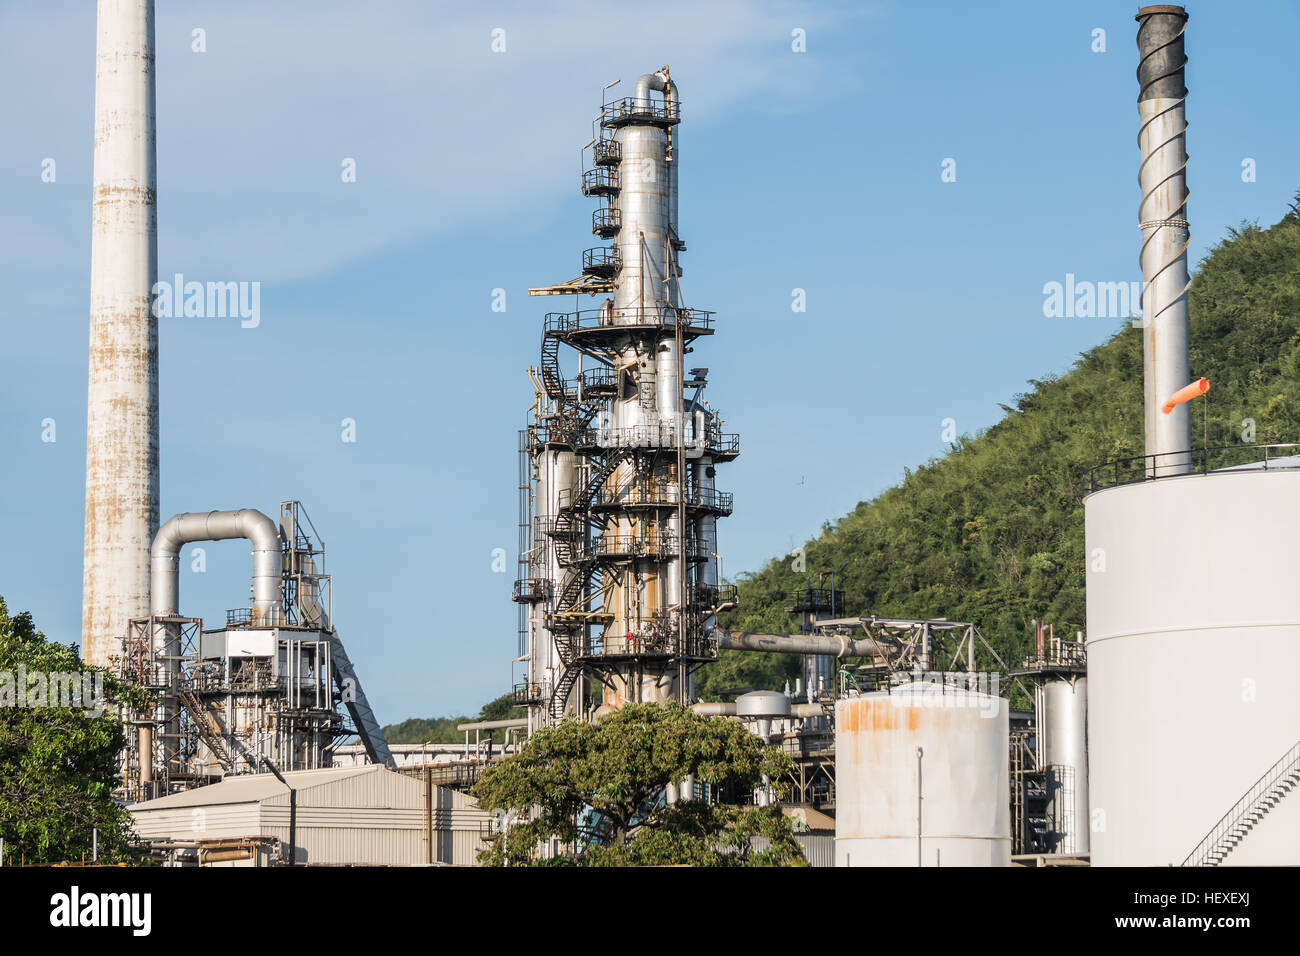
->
xmin=78 ymin=0 xmax=393 ymax=808
xmin=1010 ymin=624 xmax=1088 ymax=857
xmin=514 ymin=67 xmax=739 ymax=727
xmin=69 ymin=3 xmax=1300 ymax=871
xmin=1085 ymin=5 xmax=1300 ymax=866
xmin=835 ymin=683 xmax=1010 ymax=867
xmin=112 ymin=502 xmax=391 ymax=801
xmin=83 ymin=0 xmax=158 ymax=669
xmin=129 ymin=765 xmax=489 ymax=866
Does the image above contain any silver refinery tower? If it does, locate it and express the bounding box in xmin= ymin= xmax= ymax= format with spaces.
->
xmin=515 ymin=67 xmax=739 ymax=727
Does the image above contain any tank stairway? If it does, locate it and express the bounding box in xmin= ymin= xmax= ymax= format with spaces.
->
xmin=1182 ymin=737 xmax=1300 ymax=866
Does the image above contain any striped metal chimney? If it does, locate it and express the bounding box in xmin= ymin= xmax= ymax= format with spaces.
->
xmin=82 ymin=0 xmax=159 ymax=667
xmin=1136 ymin=5 xmax=1192 ymax=475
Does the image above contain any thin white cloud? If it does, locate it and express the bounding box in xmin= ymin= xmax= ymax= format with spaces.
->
xmin=0 ymin=0 xmax=869 ymax=304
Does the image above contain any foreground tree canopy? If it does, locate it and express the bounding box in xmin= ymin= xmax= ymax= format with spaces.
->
xmin=472 ymin=702 xmax=806 ymax=866
xmin=0 ymin=596 xmax=146 ymax=864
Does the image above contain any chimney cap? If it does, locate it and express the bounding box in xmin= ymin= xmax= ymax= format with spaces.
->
xmin=1136 ymin=5 xmax=1187 ymax=20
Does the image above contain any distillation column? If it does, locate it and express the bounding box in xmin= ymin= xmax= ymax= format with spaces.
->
xmin=604 ymin=70 xmax=684 ymax=709
xmin=519 ymin=68 xmax=737 ymax=725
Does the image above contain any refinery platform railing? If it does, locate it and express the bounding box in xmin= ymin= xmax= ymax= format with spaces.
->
xmin=590 ymin=482 xmax=733 ymax=513
xmin=1085 ymin=442 xmax=1300 ymax=493
xmin=571 ymin=424 xmax=739 ymax=457
xmin=586 ymin=533 xmax=705 ymax=561
xmin=544 ymin=306 xmax=714 ymax=335
xmin=600 ymin=96 xmax=681 ymax=127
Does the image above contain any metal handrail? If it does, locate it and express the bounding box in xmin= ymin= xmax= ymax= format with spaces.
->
xmin=575 ymin=423 xmax=694 ymax=450
xmin=787 ymin=587 xmax=845 ymax=614
xmin=512 ymin=681 xmax=543 ymax=703
xmin=707 ymin=432 xmax=741 ymax=456
xmin=592 ymin=138 xmax=621 ymax=165
xmin=587 ymin=534 xmax=703 ymax=559
xmin=581 ymin=246 xmax=619 ymax=273
xmin=511 ymin=578 xmax=552 ymax=602
xmin=576 ymin=367 xmax=616 ymax=391
xmin=1085 ymin=442 xmax=1300 ymax=493
xmin=600 ymin=96 xmax=681 ymax=126
xmin=692 ymin=583 xmax=738 ymax=607
xmin=591 ymin=483 xmax=733 ymax=512
xmin=1181 ymin=737 xmax=1300 ymax=866
xmin=592 ymin=207 xmax=620 ymax=235
xmin=544 ymin=306 xmax=715 ymax=334
xmin=580 ymin=167 xmax=619 ymax=195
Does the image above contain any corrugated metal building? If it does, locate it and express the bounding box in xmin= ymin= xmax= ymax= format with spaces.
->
xmin=751 ymin=832 xmax=834 ymax=867
xmin=129 ymin=765 xmax=489 ymax=866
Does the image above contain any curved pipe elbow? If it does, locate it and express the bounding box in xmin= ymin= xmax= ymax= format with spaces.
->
xmin=151 ymin=509 xmax=283 ymax=623
xmin=634 ymin=69 xmax=675 ymax=106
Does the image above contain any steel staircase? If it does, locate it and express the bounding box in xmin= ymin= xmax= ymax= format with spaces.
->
xmin=549 ymin=666 xmax=583 ymax=722
xmin=177 ymin=688 xmax=236 ymax=772
xmin=549 ymin=448 xmax=634 ymax=566
xmin=1182 ymin=737 xmax=1300 ymax=866
xmin=543 ymin=448 xmax=635 ymax=721
xmin=540 ymin=330 xmax=607 ymax=448
xmin=540 ymin=334 xmax=566 ymax=402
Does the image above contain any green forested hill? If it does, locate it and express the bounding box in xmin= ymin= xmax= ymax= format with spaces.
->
xmin=383 ymin=693 xmax=521 ymax=744
xmin=698 ymin=195 xmax=1300 ymax=698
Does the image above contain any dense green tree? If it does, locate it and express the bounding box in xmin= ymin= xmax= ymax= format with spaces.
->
xmin=382 ymin=692 xmax=523 ymax=745
xmin=0 ymin=596 xmax=147 ymax=864
xmin=392 ymin=194 xmax=1300 ymax=746
xmin=472 ymin=702 xmax=805 ymax=866
xmin=714 ymin=193 xmax=1300 ymax=683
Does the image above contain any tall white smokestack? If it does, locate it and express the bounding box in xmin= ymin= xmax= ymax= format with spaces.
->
xmin=82 ymin=0 xmax=158 ymax=668
xmin=1136 ymin=5 xmax=1192 ymax=476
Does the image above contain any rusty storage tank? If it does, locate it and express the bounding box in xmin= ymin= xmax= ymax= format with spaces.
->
xmin=835 ymin=682 xmax=1009 ymax=867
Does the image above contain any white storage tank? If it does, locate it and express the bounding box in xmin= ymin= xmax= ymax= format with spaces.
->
xmin=1041 ymin=675 xmax=1088 ymax=854
xmin=835 ymin=681 xmax=1009 ymax=867
xmin=1086 ymin=468 xmax=1300 ymax=866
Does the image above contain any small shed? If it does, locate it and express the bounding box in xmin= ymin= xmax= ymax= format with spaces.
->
xmin=129 ymin=764 xmax=489 ymax=866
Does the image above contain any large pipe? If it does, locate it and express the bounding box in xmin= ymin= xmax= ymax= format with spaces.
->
xmin=1136 ymin=5 xmax=1192 ymax=476
xmin=82 ymin=0 xmax=159 ymax=668
xmin=633 ymin=69 xmax=673 ymax=108
xmin=148 ymin=509 xmax=282 ymax=770
xmin=715 ymin=630 xmax=895 ymax=659
xmin=151 ymin=510 xmax=283 ymax=622
xmin=456 ymin=718 xmax=531 ymax=732
xmin=692 ymin=701 xmax=825 ymax=719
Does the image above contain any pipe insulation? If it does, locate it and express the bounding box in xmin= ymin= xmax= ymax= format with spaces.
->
xmin=147 ymin=509 xmax=280 ymax=772
xmin=150 ymin=510 xmax=283 ymax=622
xmin=691 ymin=701 xmax=826 ymax=719
xmin=714 ymin=629 xmax=896 ymax=659
xmin=1136 ymin=4 xmax=1192 ymax=475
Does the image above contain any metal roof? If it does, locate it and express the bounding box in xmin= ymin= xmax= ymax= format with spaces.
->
xmin=129 ymin=764 xmax=384 ymax=810
xmin=1215 ymin=454 xmax=1300 ymax=472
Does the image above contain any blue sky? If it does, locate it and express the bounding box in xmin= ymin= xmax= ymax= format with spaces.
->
xmin=2 ymin=0 xmax=1297 ymax=723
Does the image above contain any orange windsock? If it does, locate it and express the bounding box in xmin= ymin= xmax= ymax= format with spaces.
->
xmin=1162 ymin=377 xmax=1209 ymax=414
